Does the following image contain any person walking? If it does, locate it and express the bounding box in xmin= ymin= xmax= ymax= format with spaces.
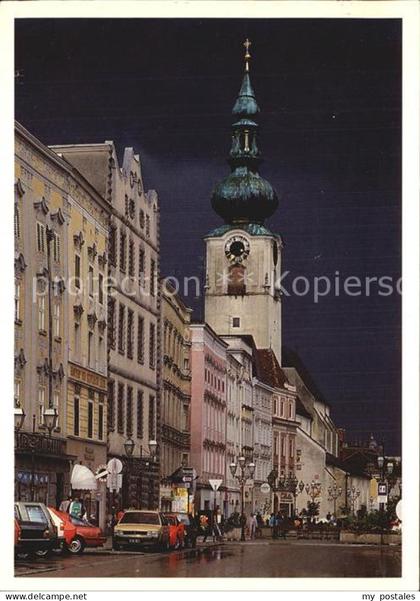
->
xmin=269 ymin=513 xmax=276 ymax=539
xmin=249 ymin=513 xmax=257 ymax=539
xmin=59 ymin=496 xmax=71 ymax=513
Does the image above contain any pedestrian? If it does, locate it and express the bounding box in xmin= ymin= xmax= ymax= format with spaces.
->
xmin=200 ymin=513 xmax=210 ymax=543
xmin=249 ymin=513 xmax=257 ymax=539
xmin=326 ymin=511 xmax=332 ymax=523
xmin=69 ymin=496 xmax=83 ymax=519
xmin=269 ymin=512 xmax=276 ymax=538
xmin=59 ymin=495 xmax=71 ymax=513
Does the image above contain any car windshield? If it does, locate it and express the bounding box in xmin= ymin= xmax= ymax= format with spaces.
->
xmin=70 ymin=516 xmax=92 ymax=527
xmin=25 ymin=506 xmax=48 ymax=524
xmin=164 ymin=515 xmax=176 ymax=525
xmin=120 ymin=512 xmax=160 ymax=525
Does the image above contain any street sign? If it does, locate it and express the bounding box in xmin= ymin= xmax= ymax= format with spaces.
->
xmin=396 ymin=499 xmax=402 ymax=521
xmin=260 ymin=483 xmax=271 ymax=494
xmin=182 ymin=476 xmax=193 ymax=482
xmin=209 ymin=479 xmax=223 ymax=491
xmin=378 ymin=482 xmax=388 ymax=496
xmin=107 ymin=458 xmax=123 ymax=474
xmin=107 ymin=473 xmax=123 ymax=492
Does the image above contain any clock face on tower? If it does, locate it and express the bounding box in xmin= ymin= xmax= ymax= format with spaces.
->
xmin=224 ymin=235 xmax=250 ymax=263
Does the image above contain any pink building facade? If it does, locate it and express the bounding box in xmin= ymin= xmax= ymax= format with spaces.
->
xmin=190 ymin=324 xmax=227 ymax=511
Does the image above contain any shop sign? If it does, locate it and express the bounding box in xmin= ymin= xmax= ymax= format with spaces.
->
xmin=172 ymin=487 xmax=188 ymax=513
xmin=279 ymin=492 xmax=293 ymax=502
xmin=69 ymin=363 xmax=107 ymax=391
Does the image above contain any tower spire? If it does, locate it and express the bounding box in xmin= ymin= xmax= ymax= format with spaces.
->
xmin=211 ymin=41 xmax=279 ymax=226
xmin=244 ymin=38 xmax=251 ymax=72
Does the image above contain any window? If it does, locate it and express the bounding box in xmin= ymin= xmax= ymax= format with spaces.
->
xmin=126 ymin=386 xmax=133 ymax=436
xmin=117 ymin=383 xmax=124 ymax=433
xmin=145 ymin=214 xmax=150 ymax=237
xmin=15 ymin=281 xmax=21 ymax=322
xmin=53 ymin=390 xmax=59 ymax=409
xmin=139 ymin=210 xmax=145 ymax=229
xmin=98 ymin=335 xmax=103 ymax=370
xmin=74 ymin=397 xmax=80 ymax=436
xmin=109 ymin=226 xmax=117 ymax=266
xmin=52 ymin=232 xmax=60 ymax=262
xmin=36 ymin=222 xmax=45 ymax=252
xmin=183 ymin=405 xmax=189 ymax=431
xmin=232 ymin=317 xmax=240 ymax=328
xmin=38 ymin=295 xmax=46 ymax=331
xmin=150 ymin=259 xmax=155 ymax=296
xmin=138 ymin=248 xmax=145 ymax=286
xmin=137 ymin=390 xmax=144 ymax=438
xmin=280 ymin=400 xmax=284 ymax=417
xmin=127 ymin=309 xmax=134 ymax=359
xmin=107 ymin=380 xmax=115 ymax=432
xmin=137 ymin=316 xmax=144 ymax=364
xmin=149 ymin=323 xmax=155 ymax=369
xmin=281 ymin=437 xmax=286 ymax=457
xmin=118 ymin=304 xmax=125 ymax=353
xmin=289 ymin=438 xmax=294 ymax=458
xmin=74 ymin=254 xmax=81 ymax=289
xmin=98 ymin=273 xmax=104 ymax=304
xmin=119 ymin=229 xmax=127 ymax=272
xmin=74 ymin=322 xmax=80 ymax=356
xmin=128 ymin=239 xmax=135 ymax=277
xmin=14 ymin=206 xmax=20 ymax=239
xmin=88 ymin=266 xmax=94 ymax=297
xmin=14 ymin=379 xmax=21 ymax=407
xmin=149 ymin=395 xmax=155 ymax=439
xmin=98 ymin=403 xmax=104 ymax=441
xmin=108 ymin=298 xmax=116 ymax=349
xmin=88 ymin=400 xmax=94 ymax=438
xmin=53 ymin=302 xmax=60 ymax=338
xmin=88 ymin=331 xmax=94 ymax=367
xmin=289 ymin=403 xmax=293 ymax=418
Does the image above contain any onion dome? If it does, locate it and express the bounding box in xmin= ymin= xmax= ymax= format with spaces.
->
xmin=211 ymin=39 xmax=279 ymax=225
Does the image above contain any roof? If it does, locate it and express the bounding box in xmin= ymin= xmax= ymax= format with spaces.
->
xmin=295 ymin=396 xmax=312 ymax=420
xmin=253 ymin=348 xmax=289 ymax=389
xmin=326 ymin=452 xmax=371 ymax=479
xmin=50 ymin=144 xmax=111 ymax=198
xmin=283 ymin=347 xmax=331 ymax=408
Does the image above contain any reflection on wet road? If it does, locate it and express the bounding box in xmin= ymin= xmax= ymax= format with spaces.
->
xmin=15 ymin=542 xmax=401 ymax=579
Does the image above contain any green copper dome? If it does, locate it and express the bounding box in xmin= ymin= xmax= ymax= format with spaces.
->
xmin=211 ymin=41 xmax=279 ymax=225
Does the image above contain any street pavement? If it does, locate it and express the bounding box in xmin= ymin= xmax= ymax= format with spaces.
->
xmin=15 ymin=540 xmax=401 ymax=578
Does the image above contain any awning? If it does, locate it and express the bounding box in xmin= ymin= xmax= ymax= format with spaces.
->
xmin=71 ymin=464 xmax=97 ymax=491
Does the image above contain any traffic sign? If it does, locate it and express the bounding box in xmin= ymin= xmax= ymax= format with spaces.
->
xmin=378 ymin=482 xmax=388 ymax=496
xmin=107 ymin=458 xmax=123 ymax=474
xmin=260 ymin=483 xmax=271 ymax=494
xmin=107 ymin=473 xmax=123 ymax=492
xmin=209 ymin=479 xmax=222 ymax=491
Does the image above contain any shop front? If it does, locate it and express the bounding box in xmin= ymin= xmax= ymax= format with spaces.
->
xmin=15 ymin=430 xmax=73 ymax=508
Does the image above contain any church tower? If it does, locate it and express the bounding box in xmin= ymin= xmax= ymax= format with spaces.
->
xmin=204 ymin=40 xmax=283 ymax=364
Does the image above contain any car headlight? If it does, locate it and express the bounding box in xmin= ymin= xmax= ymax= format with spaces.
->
xmin=148 ymin=531 xmax=158 ymax=537
xmin=114 ymin=529 xmax=122 ymax=535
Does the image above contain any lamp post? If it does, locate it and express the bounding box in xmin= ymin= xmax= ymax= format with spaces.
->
xmin=327 ymin=483 xmax=342 ymax=517
xmin=123 ymin=438 xmax=157 ymax=509
xmin=305 ymin=480 xmax=322 ymax=504
xmin=377 ymin=443 xmax=394 ymax=544
xmin=229 ymin=456 xmax=255 ymax=541
xmin=14 ymin=406 xmax=26 ymax=432
xmin=347 ymin=486 xmax=360 ymax=516
xmin=268 ymin=469 xmax=305 ymax=517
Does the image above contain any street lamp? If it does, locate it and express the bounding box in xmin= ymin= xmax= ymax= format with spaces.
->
xmin=43 ymin=407 xmax=58 ymax=436
xmin=305 ymin=480 xmax=322 ymax=503
xmin=327 ymin=483 xmax=342 ymax=516
xmin=267 ymin=470 xmax=304 ymax=516
xmin=14 ymin=406 xmax=26 ymax=431
xmin=124 ymin=437 xmax=135 ymax=457
xmin=347 ymin=485 xmax=360 ymax=515
xmin=229 ymin=456 xmax=255 ymax=541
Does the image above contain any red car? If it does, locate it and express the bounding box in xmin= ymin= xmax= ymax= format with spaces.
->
xmin=53 ymin=510 xmax=106 ymax=554
xmin=163 ymin=513 xmax=185 ymax=549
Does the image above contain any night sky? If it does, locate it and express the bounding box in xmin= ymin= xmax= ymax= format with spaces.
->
xmin=15 ymin=19 xmax=402 ymax=453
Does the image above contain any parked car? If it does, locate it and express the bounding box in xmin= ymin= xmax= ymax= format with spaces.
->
xmin=14 ymin=519 xmax=21 ymax=547
xmin=162 ymin=513 xmax=185 ymax=549
xmin=113 ymin=510 xmax=170 ymax=551
xmin=52 ymin=510 xmax=105 ymax=554
xmin=14 ymin=502 xmax=57 ymax=558
xmin=48 ymin=508 xmax=77 ymax=550
xmin=177 ymin=513 xmax=198 ymax=548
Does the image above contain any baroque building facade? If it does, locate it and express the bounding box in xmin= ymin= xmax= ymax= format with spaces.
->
xmin=160 ymin=282 xmax=192 ymax=510
xmin=52 ymin=143 xmax=161 ymax=511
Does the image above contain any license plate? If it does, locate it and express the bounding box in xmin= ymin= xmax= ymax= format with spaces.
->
xmin=129 ymin=538 xmax=139 ymax=544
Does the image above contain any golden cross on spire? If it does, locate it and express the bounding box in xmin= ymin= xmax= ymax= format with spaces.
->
xmin=244 ymin=38 xmax=251 ymax=71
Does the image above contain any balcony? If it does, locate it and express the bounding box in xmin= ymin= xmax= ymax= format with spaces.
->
xmin=15 ymin=431 xmax=67 ymax=457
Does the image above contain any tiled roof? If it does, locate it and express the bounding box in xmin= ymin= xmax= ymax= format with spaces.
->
xmin=253 ymin=348 xmax=289 ymax=389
